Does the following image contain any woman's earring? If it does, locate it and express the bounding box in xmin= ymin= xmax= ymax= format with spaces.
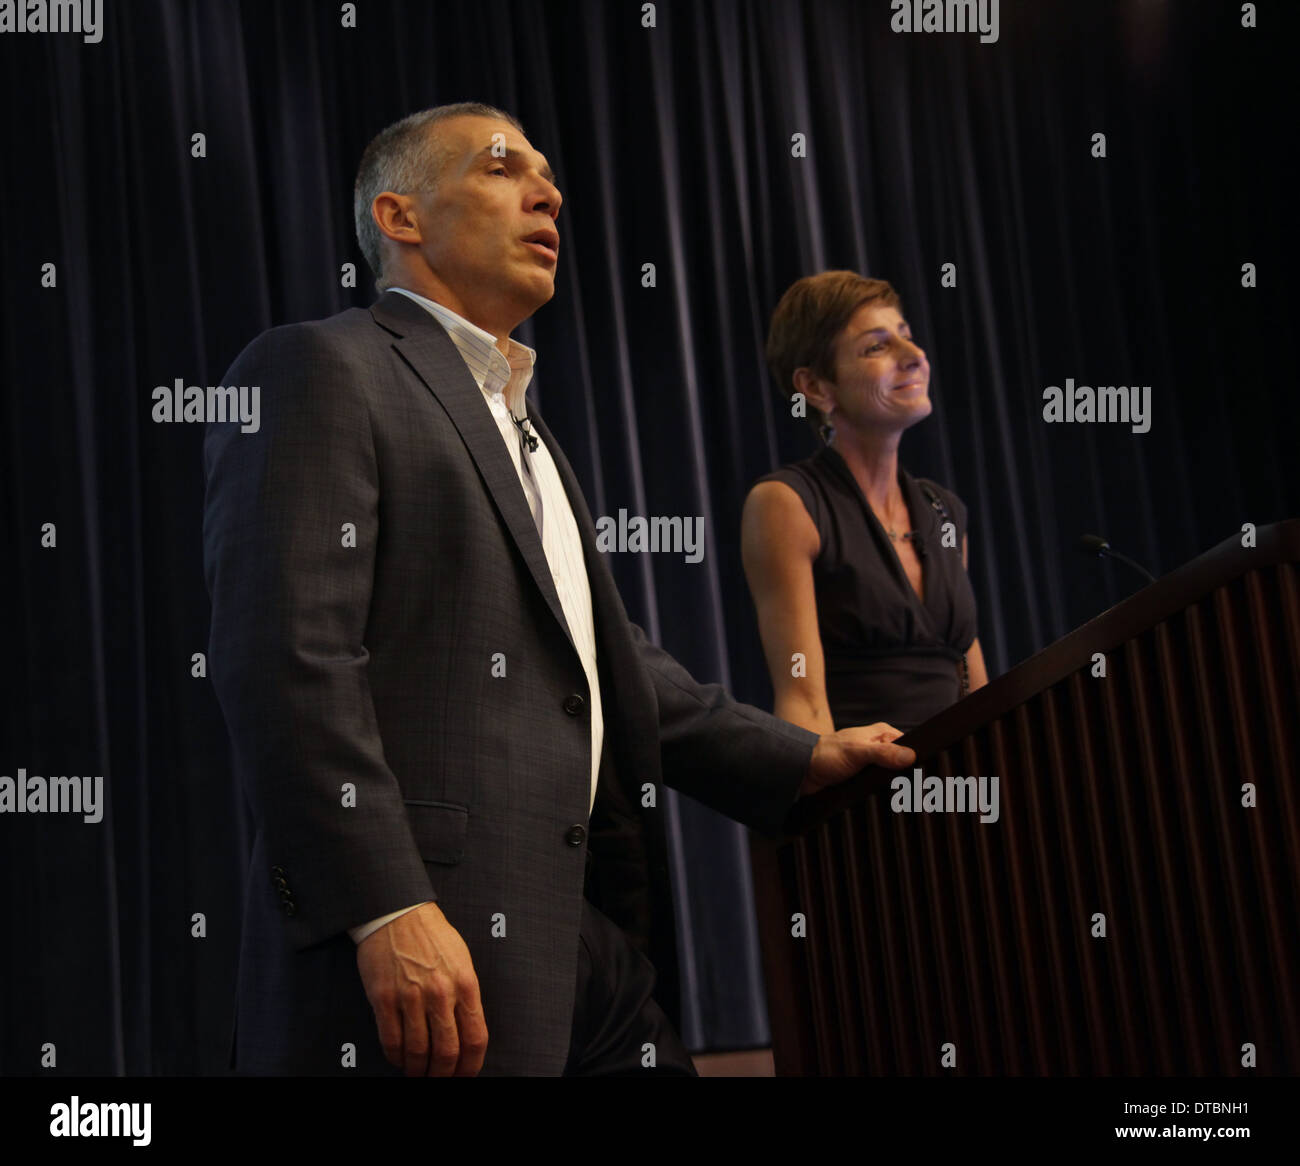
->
xmin=818 ymin=419 xmax=834 ymax=445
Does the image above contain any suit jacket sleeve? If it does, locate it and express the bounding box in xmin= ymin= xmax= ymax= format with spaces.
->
xmin=203 ymin=323 xmax=434 ymax=950
xmin=627 ymin=622 xmax=819 ymax=838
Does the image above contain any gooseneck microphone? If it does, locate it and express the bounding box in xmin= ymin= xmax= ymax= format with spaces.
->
xmin=1077 ymin=533 xmax=1158 ymax=585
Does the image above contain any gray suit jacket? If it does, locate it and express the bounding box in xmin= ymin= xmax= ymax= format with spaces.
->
xmin=202 ymin=290 xmax=818 ymax=1075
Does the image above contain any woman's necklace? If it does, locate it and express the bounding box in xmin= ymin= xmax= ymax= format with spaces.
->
xmin=878 ymin=493 xmax=915 ymax=541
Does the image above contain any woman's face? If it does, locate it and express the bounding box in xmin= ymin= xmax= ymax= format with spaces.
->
xmin=823 ymin=302 xmax=932 ymax=434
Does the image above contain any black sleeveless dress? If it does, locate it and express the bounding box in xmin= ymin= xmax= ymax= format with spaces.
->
xmin=755 ymin=446 xmax=978 ymax=732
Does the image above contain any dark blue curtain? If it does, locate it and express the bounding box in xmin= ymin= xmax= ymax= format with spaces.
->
xmin=2 ymin=0 xmax=1293 ymax=1072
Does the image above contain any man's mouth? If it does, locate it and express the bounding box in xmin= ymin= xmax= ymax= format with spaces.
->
xmin=522 ymin=229 xmax=559 ymax=263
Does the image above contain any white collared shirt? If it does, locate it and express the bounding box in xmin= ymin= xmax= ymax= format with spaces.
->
xmin=349 ymin=288 xmax=604 ymax=944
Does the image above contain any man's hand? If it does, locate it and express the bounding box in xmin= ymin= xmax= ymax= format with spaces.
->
xmin=356 ymin=901 xmax=488 ymax=1077
xmin=801 ymin=723 xmax=916 ymax=797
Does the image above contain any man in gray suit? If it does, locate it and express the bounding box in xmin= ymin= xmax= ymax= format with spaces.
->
xmin=203 ymin=102 xmax=914 ymax=1077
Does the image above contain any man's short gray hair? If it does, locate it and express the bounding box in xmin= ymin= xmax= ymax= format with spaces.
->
xmin=353 ymin=102 xmax=525 ymax=286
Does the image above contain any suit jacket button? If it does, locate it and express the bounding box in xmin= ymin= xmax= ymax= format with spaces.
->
xmin=563 ymin=693 xmax=585 ymax=716
xmin=284 ymin=902 xmax=297 ymax=917
xmin=271 ymin=865 xmax=285 ymax=878
xmin=565 ymin=824 xmax=587 ymax=847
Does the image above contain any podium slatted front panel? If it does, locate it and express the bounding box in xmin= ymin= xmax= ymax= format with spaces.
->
xmin=752 ymin=534 xmax=1300 ymax=1076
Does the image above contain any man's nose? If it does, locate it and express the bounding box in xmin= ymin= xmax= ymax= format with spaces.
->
xmin=532 ymin=181 xmax=562 ymax=218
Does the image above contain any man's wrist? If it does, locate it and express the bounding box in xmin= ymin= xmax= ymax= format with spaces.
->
xmin=800 ymin=734 xmax=829 ymax=797
xmin=347 ymin=901 xmax=431 ymax=944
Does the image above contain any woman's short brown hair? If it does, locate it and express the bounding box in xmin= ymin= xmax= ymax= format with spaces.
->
xmin=765 ymin=271 xmax=902 ymax=428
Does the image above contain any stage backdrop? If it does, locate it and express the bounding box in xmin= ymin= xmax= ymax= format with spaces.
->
xmin=1 ymin=0 xmax=1293 ymax=1072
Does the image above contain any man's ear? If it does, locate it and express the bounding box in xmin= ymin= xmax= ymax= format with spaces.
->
xmin=793 ymin=367 xmax=834 ymax=418
xmin=372 ymin=191 xmax=424 ymax=249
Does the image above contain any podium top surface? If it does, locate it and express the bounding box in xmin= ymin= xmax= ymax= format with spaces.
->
xmin=784 ymin=519 xmax=1300 ymax=833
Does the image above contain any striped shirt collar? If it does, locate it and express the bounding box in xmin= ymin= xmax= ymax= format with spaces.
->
xmin=389 ymin=286 xmax=536 ymax=416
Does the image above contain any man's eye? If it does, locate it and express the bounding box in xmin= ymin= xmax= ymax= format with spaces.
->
xmin=489 ymin=166 xmax=508 ymax=176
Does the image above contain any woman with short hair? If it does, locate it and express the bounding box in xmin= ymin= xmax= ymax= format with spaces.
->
xmin=742 ymin=270 xmax=987 ymax=737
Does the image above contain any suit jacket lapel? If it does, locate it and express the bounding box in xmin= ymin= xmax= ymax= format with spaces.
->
xmin=526 ymin=406 xmax=649 ymax=704
xmin=528 ymin=406 xmax=662 ymax=819
xmin=369 ymin=291 xmax=576 ymax=656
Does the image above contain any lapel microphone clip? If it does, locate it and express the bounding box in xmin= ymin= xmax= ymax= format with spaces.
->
xmin=512 ymin=413 xmax=539 ymax=453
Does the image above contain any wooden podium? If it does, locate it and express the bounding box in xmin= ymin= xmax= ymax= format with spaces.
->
xmin=751 ymin=520 xmax=1300 ymax=1075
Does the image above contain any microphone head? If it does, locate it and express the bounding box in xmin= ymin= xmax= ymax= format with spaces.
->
xmin=1078 ymin=533 xmax=1111 ymax=556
